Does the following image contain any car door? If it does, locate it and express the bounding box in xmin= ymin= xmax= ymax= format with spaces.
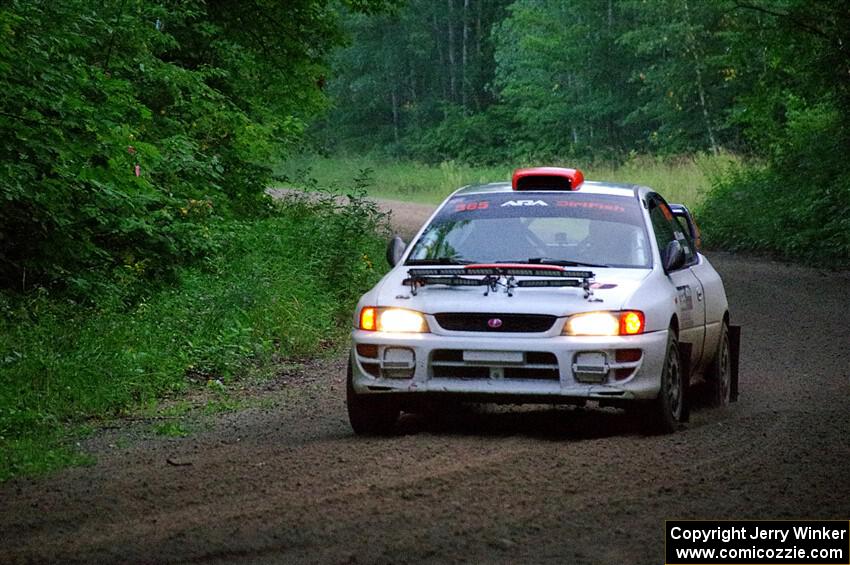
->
xmin=647 ymin=195 xmax=706 ymax=368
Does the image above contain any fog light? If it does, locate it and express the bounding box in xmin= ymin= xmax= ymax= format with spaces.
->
xmin=572 ymin=351 xmax=608 ymax=383
xmin=382 ymin=347 xmax=415 ymax=379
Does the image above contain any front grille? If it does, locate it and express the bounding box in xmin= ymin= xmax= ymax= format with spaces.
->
xmin=430 ymin=350 xmax=559 ymax=381
xmin=433 ymin=365 xmax=490 ymax=379
xmin=504 ymin=367 xmax=559 ymax=380
xmin=433 ymin=313 xmax=557 ymax=333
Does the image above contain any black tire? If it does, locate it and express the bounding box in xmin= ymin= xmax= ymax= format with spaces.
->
xmin=346 ymin=361 xmax=399 ymax=435
xmin=643 ymin=331 xmax=684 ymax=434
xmin=705 ymin=321 xmax=731 ymax=407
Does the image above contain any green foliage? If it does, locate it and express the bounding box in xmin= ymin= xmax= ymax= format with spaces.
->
xmin=0 ymin=191 xmax=389 ymax=481
xmin=407 ymin=106 xmax=517 ymax=165
xmin=0 ymin=0 xmax=395 ymax=481
xmin=317 ymin=0 xmax=747 ymax=161
xmin=700 ymin=104 xmax=850 ymax=266
xmin=153 ymin=422 xmax=189 ymax=438
xmin=699 ymin=2 xmax=850 ymax=266
xmin=0 ymin=0 xmax=378 ymax=296
xmin=493 ymin=0 xmax=643 ymax=159
xmin=0 ymin=430 xmax=94 ymax=481
xmin=315 ymin=0 xmax=512 ymax=160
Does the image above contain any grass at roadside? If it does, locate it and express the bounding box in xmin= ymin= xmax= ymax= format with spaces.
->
xmin=0 ymin=192 xmax=388 ymax=481
xmin=276 ymin=153 xmax=736 ymax=207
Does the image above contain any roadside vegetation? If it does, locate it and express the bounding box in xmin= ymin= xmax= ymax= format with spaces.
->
xmin=0 ymin=191 xmax=387 ymax=480
xmin=0 ymin=0 xmax=392 ymax=480
xmin=278 ymin=153 xmax=733 ymax=208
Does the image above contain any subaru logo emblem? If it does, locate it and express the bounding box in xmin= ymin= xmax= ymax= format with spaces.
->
xmin=487 ymin=318 xmax=503 ymax=329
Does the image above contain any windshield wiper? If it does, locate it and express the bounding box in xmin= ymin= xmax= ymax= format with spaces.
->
xmin=405 ymin=257 xmax=473 ymax=266
xmin=524 ymin=257 xmax=609 ymax=268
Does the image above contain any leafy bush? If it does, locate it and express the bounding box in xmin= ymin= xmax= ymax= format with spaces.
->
xmin=700 ymin=102 xmax=850 ymax=267
xmin=0 ymin=189 xmax=389 ymax=480
xmin=0 ymin=0 xmax=373 ymax=297
xmin=407 ymin=106 xmax=517 ymax=165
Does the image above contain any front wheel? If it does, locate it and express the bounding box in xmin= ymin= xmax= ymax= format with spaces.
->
xmin=346 ymin=361 xmax=399 ymax=435
xmin=642 ymin=332 xmax=684 ymax=434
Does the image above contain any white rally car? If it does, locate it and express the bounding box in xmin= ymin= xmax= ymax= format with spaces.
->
xmin=348 ymin=167 xmax=739 ymax=434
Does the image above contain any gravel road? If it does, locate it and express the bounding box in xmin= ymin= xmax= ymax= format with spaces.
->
xmin=1 ymin=199 xmax=848 ymax=564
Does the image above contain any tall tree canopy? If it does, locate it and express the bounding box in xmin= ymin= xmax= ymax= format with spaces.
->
xmin=318 ymin=0 xmax=849 ymax=166
xmin=0 ymin=0 xmax=390 ymax=294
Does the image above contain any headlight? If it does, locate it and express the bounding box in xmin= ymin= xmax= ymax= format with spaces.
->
xmin=564 ymin=310 xmax=645 ymax=336
xmin=359 ymin=307 xmax=429 ymax=333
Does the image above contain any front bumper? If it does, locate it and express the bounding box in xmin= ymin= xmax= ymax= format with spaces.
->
xmin=350 ymin=329 xmax=669 ymax=403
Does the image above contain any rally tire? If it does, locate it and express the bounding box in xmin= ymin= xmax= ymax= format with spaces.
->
xmin=346 ymin=362 xmax=400 ymax=435
xmin=643 ymin=332 xmax=684 ymax=434
xmin=706 ymin=321 xmax=732 ymax=407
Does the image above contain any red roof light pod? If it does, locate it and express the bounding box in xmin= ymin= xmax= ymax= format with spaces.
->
xmin=512 ymin=167 xmax=584 ymax=191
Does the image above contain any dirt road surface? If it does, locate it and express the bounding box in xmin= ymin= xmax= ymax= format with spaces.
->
xmin=1 ymin=200 xmax=849 ymax=564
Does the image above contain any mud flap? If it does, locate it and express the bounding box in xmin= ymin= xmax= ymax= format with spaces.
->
xmin=679 ymin=342 xmax=692 ymax=423
xmin=729 ymin=325 xmax=741 ymax=402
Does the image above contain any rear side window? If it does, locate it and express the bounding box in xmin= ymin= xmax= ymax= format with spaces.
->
xmin=673 ymin=216 xmax=698 ymax=264
xmin=648 ymin=196 xmax=695 ymax=265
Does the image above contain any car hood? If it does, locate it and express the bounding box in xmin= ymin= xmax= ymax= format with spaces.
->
xmin=368 ymin=266 xmax=651 ymax=316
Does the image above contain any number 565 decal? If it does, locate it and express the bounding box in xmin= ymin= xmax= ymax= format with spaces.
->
xmin=455 ymin=201 xmax=489 ymax=211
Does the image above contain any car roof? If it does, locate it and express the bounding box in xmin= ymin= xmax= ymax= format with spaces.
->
xmin=452 ymin=180 xmax=651 ymax=199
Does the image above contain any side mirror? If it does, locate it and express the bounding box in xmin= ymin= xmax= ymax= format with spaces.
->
xmin=386 ymin=236 xmax=407 ymax=267
xmin=663 ymin=240 xmax=686 ymax=273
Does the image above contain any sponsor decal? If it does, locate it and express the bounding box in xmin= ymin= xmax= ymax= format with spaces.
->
xmin=455 ymin=201 xmax=489 ymax=212
xmin=556 ymin=200 xmax=626 ymax=213
xmin=500 ymin=199 xmax=549 ymax=207
xmin=676 ymin=285 xmax=694 ymax=311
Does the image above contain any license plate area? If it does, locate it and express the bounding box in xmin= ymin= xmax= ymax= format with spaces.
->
xmin=462 ymin=350 xmax=524 ymax=364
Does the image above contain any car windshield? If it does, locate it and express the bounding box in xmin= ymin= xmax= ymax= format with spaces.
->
xmin=406 ymin=192 xmax=651 ymax=268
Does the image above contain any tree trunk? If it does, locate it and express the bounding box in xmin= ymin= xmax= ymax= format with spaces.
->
xmin=476 ymin=0 xmax=482 ymax=60
xmin=475 ymin=0 xmax=482 ymax=108
xmin=462 ymin=0 xmax=469 ymax=110
xmin=692 ymin=56 xmax=718 ymax=154
xmin=683 ymin=0 xmax=719 ymax=154
xmin=607 ymin=0 xmax=614 ymax=145
xmin=447 ymin=0 xmax=456 ymax=102
xmin=433 ymin=12 xmax=447 ymax=100
xmin=391 ymin=88 xmax=400 ymax=145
